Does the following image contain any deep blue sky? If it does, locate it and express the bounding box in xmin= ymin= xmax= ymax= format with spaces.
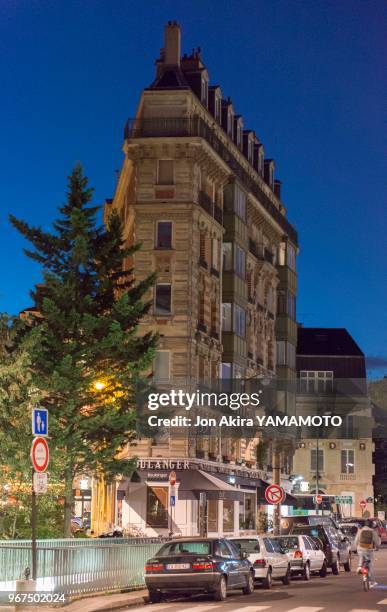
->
xmin=0 ymin=0 xmax=386 ymax=376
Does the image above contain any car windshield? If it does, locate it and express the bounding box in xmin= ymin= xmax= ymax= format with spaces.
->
xmin=340 ymin=526 xmax=358 ymax=536
xmin=231 ymin=538 xmax=260 ymax=553
xmin=157 ymin=541 xmax=211 ymax=556
xmin=274 ymin=536 xmax=299 ymax=550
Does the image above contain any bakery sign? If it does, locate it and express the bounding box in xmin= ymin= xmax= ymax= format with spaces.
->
xmin=136 ymin=458 xmax=266 ymax=481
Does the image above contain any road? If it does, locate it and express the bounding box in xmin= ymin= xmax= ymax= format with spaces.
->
xmin=128 ymin=548 xmax=387 ymax=612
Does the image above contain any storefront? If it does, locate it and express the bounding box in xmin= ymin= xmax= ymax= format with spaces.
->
xmin=115 ymin=458 xmax=269 ymax=538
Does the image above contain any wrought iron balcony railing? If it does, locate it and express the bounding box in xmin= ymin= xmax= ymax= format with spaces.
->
xmin=124 ymin=116 xmax=297 ymax=244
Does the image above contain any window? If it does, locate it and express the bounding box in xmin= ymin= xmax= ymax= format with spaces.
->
xmin=234 ymin=185 xmax=246 ymax=220
xmin=207 ymin=499 xmax=218 ymax=532
xmin=235 ymin=245 xmax=245 ymax=278
xmin=199 ymin=232 xmax=207 ymax=263
xmin=153 ymin=351 xmax=170 ymax=381
xmin=212 ymin=238 xmax=219 ymax=270
xmin=157 ymin=159 xmax=174 ymax=185
xmin=222 ymin=303 xmax=232 ymax=331
xmin=234 ymin=305 xmax=246 ymax=337
xmin=287 ymin=244 xmax=296 ymax=270
xmin=341 ymin=449 xmax=355 ymax=474
xmin=234 ymin=364 xmax=245 ymax=379
xmin=156 ymin=221 xmax=172 ymax=249
xmin=215 ymin=540 xmax=232 ymax=557
xmin=277 ymin=341 xmax=296 ymax=368
xmin=277 ymin=290 xmax=296 ymax=319
xmin=222 ymin=243 xmax=232 ymax=270
xmin=263 ymin=538 xmax=274 ymax=553
xmin=287 ymin=292 xmax=296 ymax=319
xmin=223 ymin=499 xmax=234 ymax=532
xmin=278 ymin=242 xmax=286 ymax=266
xmin=146 ymin=486 xmax=168 ymax=527
xmin=239 ymin=493 xmax=256 ymax=530
xmin=300 ymin=371 xmax=333 ymax=393
xmin=233 ymin=538 xmax=260 ymax=554
xmin=221 ymin=363 xmax=232 ymax=379
xmin=155 ymin=283 xmax=171 ymax=315
xmin=159 ymin=541 xmax=211 ymax=556
xmin=311 ymin=449 xmax=324 ymax=472
xmin=304 ymin=537 xmax=312 ymax=550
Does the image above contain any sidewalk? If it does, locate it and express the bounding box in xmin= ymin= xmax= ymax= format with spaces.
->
xmin=0 ymin=589 xmax=149 ymax=612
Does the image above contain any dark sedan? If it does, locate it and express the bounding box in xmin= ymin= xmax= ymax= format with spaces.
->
xmin=145 ymin=537 xmax=255 ymax=602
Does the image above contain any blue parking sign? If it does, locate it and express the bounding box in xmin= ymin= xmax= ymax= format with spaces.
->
xmin=32 ymin=408 xmax=48 ymax=437
xmin=170 ymin=495 xmax=176 ymax=507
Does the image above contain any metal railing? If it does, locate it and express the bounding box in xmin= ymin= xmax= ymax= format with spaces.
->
xmin=0 ymin=539 xmax=165 ymax=594
xmin=124 ymin=116 xmax=297 ymax=244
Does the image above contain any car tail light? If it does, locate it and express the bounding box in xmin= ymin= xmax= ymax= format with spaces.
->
xmin=192 ymin=561 xmax=214 ymax=571
xmin=145 ymin=562 xmax=164 ymax=572
xmin=254 ymin=559 xmax=266 ymax=567
xmin=362 ymin=567 xmax=369 ymax=576
xmin=294 ymin=550 xmax=303 ymax=559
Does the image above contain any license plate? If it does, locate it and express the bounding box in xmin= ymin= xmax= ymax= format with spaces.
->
xmin=166 ymin=563 xmax=190 ymax=570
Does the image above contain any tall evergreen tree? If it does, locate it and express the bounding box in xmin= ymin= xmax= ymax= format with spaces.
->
xmin=9 ymin=164 xmax=157 ymax=536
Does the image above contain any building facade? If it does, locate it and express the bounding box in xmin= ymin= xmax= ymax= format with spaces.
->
xmin=292 ymin=327 xmax=374 ymax=518
xmin=94 ymin=22 xmax=298 ymax=536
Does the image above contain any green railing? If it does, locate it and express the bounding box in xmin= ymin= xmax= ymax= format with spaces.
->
xmin=0 ymin=539 xmax=164 ymax=594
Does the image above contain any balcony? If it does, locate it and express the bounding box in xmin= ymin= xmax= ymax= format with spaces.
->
xmin=124 ymin=116 xmax=297 ymax=244
xmin=197 ymin=190 xmax=223 ymax=225
xmin=340 ymin=473 xmax=356 ymax=481
xmin=248 ymin=239 xmax=275 ymax=265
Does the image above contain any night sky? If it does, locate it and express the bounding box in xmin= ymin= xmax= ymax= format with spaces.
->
xmin=0 ymin=0 xmax=386 ymax=377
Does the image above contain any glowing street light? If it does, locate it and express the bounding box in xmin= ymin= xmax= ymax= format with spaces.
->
xmin=93 ymin=381 xmax=105 ymax=391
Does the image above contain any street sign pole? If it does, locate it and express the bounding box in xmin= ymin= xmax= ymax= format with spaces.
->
xmin=31 ymin=468 xmax=37 ymax=581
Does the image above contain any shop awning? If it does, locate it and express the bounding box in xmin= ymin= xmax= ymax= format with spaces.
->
xmin=178 ymin=470 xmax=244 ymax=501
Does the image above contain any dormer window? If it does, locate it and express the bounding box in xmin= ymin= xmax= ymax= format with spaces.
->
xmin=234 ymin=116 xmax=244 ymax=149
xmin=227 ymin=107 xmax=234 ymax=139
xmin=243 ymin=131 xmax=255 ymax=163
xmin=264 ymin=159 xmax=275 ymax=189
xmin=215 ymin=94 xmax=221 ymax=121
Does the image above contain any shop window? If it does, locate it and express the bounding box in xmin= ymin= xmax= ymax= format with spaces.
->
xmin=157 ymin=160 xmax=174 ymax=185
xmin=207 ymin=499 xmax=218 ymax=532
xmin=156 ymin=221 xmax=172 ymax=249
xmin=239 ymin=492 xmax=256 ymax=530
xmin=155 ymin=283 xmax=172 ymax=315
xmin=146 ymin=486 xmax=168 ymax=527
xmin=223 ymin=499 xmax=235 ymax=532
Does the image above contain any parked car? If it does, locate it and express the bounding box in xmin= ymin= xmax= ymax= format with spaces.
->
xmin=271 ymin=534 xmax=327 ymax=580
xmin=338 ymin=523 xmax=359 ymax=553
xmin=144 ymin=538 xmax=255 ymax=602
xmin=290 ymin=524 xmax=352 ymax=574
xmin=280 ymin=514 xmax=338 ymax=534
xmin=340 ymin=517 xmax=387 ymax=545
xmin=230 ymin=535 xmax=291 ymax=588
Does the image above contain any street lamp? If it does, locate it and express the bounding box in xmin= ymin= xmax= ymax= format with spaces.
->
xmin=93 ymin=381 xmax=105 ymax=391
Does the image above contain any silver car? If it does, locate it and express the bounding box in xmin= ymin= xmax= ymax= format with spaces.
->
xmin=230 ymin=535 xmax=291 ymax=588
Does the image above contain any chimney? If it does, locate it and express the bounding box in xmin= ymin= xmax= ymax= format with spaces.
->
xmin=274 ymin=179 xmax=282 ymax=199
xmin=164 ymin=21 xmax=181 ymax=66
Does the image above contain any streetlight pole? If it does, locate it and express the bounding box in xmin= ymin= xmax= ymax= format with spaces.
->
xmin=315 ymin=435 xmax=319 ymax=514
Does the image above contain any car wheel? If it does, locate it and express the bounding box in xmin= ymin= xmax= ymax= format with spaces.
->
xmin=243 ymin=571 xmax=255 ymax=594
xmin=319 ymin=561 xmax=327 ymax=578
xmin=303 ymin=562 xmax=311 ymax=581
xmin=214 ymin=575 xmax=227 ymax=601
xmin=331 ymin=560 xmax=340 ymax=575
xmin=262 ymin=568 xmax=272 ymax=589
xmin=148 ymin=589 xmax=162 ymax=603
xmin=282 ymin=565 xmax=291 ymax=585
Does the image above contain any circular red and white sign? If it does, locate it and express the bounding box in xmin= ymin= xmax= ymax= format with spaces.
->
xmin=265 ymin=484 xmax=285 ymax=505
xmin=315 ymin=494 xmax=323 ymax=504
xmin=31 ymin=437 xmax=49 ymax=473
xmin=360 ymin=500 xmax=367 ymax=509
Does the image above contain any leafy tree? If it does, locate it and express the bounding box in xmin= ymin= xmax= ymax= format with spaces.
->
xmin=8 ymin=164 xmax=158 ymax=536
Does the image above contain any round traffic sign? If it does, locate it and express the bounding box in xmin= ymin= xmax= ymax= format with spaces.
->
xmin=31 ymin=437 xmax=49 ymax=472
xmin=360 ymin=500 xmax=367 ymax=509
xmin=315 ymin=494 xmax=323 ymax=505
xmin=169 ymin=470 xmax=177 ymax=486
xmin=265 ymin=484 xmax=285 ymax=505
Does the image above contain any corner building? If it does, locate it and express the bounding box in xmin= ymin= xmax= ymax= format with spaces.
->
xmin=98 ymin=22 xmax=298 ymax=537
